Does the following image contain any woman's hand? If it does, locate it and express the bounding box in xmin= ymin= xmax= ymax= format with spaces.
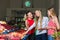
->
xmin=47 ymin=26 xmax=56 ymax=30
xmin=23 ymin=32 xmax=27 ymax=35
xmin=38 ymin=27 xmax=47 ymax=30
xmin=38 ymin=27 xmax=42 ymax=30
xmin=47 ymin=26 xmax=53 ymax=29
xmin=21 ymin=32 xmax=27 ymax=39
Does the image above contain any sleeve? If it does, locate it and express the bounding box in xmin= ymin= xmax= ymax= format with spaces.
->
xmin=26 ymin=22 xmax=36 ymax=33
xmin=45 ymin=17 xmax=49 ymax=27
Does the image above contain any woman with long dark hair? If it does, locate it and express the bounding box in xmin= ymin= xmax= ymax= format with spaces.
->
xmin=22 ymin=11 xmax=35 ymax=40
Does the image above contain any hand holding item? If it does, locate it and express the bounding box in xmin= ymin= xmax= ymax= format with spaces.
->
xmin=21 ymin=32 xmax=27 ymax=39
xmin=47 ymin=26 xmax=56 ymax=30
xmin=38 ymin=27 xmax=42 ymax=30
xmin=38 ymin=27 xmax=48 ymax=30
xmin=23 ymin=32 xmax=27 ymax=35
xmin=38 ymin=27 xmax=46 ymax=30
xmin=46 ymin=27 xmax=51 ymax=29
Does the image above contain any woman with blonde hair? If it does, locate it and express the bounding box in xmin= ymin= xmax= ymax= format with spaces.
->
xmin=47 ymin=8 xmax=60 ymax=40
xmin=22 ymin=10 xmax=49 ymax=40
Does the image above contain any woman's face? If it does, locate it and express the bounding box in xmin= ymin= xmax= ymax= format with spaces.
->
xmin=47 ymin=10 xmax=51 ymax=16
xmin=27 ymin=12 xmax=33 ymax=18
xmin=35 ymin=11 xmax=41 ymax=17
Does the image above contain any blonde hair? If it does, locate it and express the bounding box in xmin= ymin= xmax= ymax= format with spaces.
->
xmin=35 ymin=10 xmax=42 ymax=30
xmin=50 ymin=8 xmax=56 ymax=16
xmin=48 ymin=8 xmax=56 ymax=18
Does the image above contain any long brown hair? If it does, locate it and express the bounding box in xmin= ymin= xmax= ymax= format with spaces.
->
xmin=35 ymin=10 xmax=42 ymax=30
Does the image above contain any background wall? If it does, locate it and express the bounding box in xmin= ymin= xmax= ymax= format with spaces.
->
xmin=58 ymin=0 xmax=60 ymax=21
xmin=10 ymin=0 xmax=22 ymax=8
xmin=0 ymin=0 xmax=10 ymax=20
xmin=0 ymin=0 xmax=59 ymax=21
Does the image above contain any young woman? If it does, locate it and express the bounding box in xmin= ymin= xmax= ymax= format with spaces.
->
xmin=22 ymin=11 xmax=35 ymax=40
xmin=47 ymin=8 xmax=60 ymax=40
xmin=23 ymin=10 xmax=49 ymax=40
